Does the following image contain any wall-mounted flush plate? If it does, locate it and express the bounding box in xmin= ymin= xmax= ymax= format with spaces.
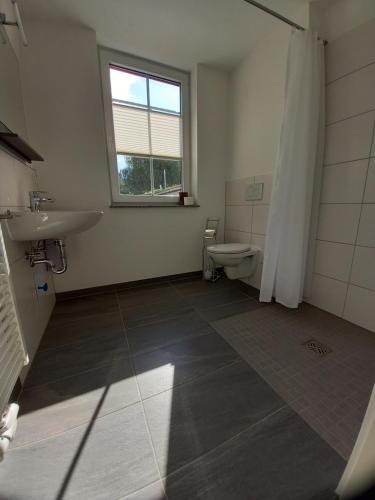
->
xmin=245 ymin=182 xmax=264 ymax=201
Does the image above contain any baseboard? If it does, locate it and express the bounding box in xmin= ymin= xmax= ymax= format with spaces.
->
xmin=56 ymin=270 xmax=203 ymax=302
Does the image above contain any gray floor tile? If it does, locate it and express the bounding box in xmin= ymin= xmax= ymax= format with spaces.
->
xmin=15 ymin=358 xmax=139 ymax=447
xmin=40 ymin=311 xmax=124 ymax=350
xmin=172 ymin=278 xmax=238 ymax=297
xmin=127 ymin=311 xmax=214 ymax=356
xmin=120 ymin=481 xmax=166 ymax=500
xmin=51 ymin=292 xmax=118 ymax=323
xmin=0 ymin=404 xmax=159 ymax=500
xmin=118 ymin=283 xmax=175 ymax=309
xmin=143 ymin=360 xmax=285 ymax=476
xmin=122 ymin=297 xmax=193 ymax=329
xmin=185 ymin=288 xmax=249 ymax=310
xmin=133 ymin=332 xmax=239 ymax=399
xmin=235 ymin=281 xmax=260 ymax=298
xmin=164 ymin=406 xmax=345 ymax=500
xmin=199 ymin=298 xmax=264 ymax=322
xmin=25 ymin=333 xmax=128 ymax=388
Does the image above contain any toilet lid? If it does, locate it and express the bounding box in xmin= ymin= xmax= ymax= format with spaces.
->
xmin=207 ymin=243 xmax=252 ymax=254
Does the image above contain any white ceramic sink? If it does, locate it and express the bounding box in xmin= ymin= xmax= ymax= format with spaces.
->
xmin=6 ymin=210 xmax=103 ymax=241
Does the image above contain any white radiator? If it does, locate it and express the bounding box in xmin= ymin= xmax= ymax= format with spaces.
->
xmin=0 ymin=229 xmax=28 ymax=415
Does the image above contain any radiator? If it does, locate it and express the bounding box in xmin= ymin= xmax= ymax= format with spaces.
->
xmin=0 ymin=231 xmax=28 ymax=415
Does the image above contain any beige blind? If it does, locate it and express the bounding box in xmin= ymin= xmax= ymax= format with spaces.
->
xmin=150 ymin=112 xmax=181 ymax=158
xmin=113 ymin=104 xmax=182 ymax=158
xmin=0 ymin=234 xmax=28 ymax=415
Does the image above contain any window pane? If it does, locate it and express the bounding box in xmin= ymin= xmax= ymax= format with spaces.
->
xmin=110 ymin=67 xmax=147 ymax=106
xmin=117 ymin=155 xmax=152 ymax=196
xmin=149 ymin=78 xmax=180 ymax=113
xmin=153 ymin=158 xmax=182 ymax=196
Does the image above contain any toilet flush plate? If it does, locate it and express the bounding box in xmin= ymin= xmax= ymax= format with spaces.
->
xmin=245 ymin=182 xmax=264 ymax=201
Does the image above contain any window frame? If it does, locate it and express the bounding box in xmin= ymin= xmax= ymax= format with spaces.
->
xmin=99 ymin=48 xmax=190 ymax=205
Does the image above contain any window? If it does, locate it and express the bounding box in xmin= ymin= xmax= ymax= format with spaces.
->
xmin=99 ymin=49 xmax=190 ymax=204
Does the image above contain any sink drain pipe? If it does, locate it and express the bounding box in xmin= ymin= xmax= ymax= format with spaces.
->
xmin=27 ymin=239 xmax=67 ymax=274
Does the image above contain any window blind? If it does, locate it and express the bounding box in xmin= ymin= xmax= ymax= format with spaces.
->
xmin=0 ymin=234 xmax=28 ymax=415
xmin=112 ymin=104 xmax=182 ymax=159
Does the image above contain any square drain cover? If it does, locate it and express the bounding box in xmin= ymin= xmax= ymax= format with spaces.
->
xmin=303 ymin=338 xmax=332 ymax=357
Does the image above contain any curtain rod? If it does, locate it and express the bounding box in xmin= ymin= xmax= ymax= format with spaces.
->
xmin=243 ymin=0 xmax=327 ymax=45
xmin=243 ymin=0 xmax=306 ymax=31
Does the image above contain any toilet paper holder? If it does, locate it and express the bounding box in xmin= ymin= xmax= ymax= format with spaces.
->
xmin=202 ymin=218 xmax=220 ymax=281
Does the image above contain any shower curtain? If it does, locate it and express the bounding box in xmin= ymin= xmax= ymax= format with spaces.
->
xmin=259 ymin=29 xmax=325 ymax=308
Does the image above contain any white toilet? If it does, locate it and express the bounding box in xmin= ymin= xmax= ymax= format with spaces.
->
xmin=207 ymin=243 xmax=260 ymax=280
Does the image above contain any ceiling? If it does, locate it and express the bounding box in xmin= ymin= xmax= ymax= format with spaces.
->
xmin=18 ymin=0 xmax=312 ymax=71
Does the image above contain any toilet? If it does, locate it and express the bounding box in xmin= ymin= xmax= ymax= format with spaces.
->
xmin=207 ymin=243 xmax=260 ymax=280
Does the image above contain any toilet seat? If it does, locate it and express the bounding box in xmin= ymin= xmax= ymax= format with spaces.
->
xmin=207 ymin=243 xmax=254 ymax=255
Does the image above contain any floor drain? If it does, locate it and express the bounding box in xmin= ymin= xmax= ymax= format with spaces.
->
xmin=302 ymin=338 xmax=332 ymax=357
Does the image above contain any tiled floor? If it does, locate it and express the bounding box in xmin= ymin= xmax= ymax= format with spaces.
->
xmin=212 ymin=302 xmax=375 ymax=460
xmin=0 ymin=275 xmax=350 ymax=499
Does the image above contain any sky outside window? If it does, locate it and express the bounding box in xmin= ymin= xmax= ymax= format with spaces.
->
xmin=149 ymin=79 xmax=180 ymax=113
xmin=110 ymin=66 xmax=180 ymax=113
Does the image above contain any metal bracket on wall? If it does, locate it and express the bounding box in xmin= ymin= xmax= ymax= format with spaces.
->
xmin=0 ymin=1 xmax=28 ymax=46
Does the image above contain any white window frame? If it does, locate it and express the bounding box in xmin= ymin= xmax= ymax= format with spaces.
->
xmin=99 ymin=47 xmax=191 ymax=205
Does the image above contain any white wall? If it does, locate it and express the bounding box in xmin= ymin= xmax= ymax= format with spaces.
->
xmin=228 ymin=25 xmax=291 ymax=180
xmin=20 ymin=21 xmax=229 ymax=293
xmin=0 ymin=1 xmax=54 ymax=380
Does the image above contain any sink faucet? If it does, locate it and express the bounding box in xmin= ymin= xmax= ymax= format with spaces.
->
xmin=29 ymin=191 xmax=54 ymax=212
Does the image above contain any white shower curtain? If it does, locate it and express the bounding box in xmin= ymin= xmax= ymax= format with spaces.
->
xmin=259 ymin=29 xmax=325 ymax=308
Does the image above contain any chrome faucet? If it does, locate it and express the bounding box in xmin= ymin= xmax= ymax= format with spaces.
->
xmin=29 ymin=191 xmax=54 ymax=212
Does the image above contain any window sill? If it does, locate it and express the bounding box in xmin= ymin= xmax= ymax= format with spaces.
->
xmin=110 ymin=202 xmax=200 ymax=208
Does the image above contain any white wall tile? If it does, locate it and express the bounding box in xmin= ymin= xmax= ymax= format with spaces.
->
xmin=225 ymin=205 xmax=252 ymax=233
xmin=251 ymin=233 xmax=266 ymax=252
xmin=317 ymin=204 xmax=361 ymax=244
xmin=314 ymin=240 xmax=354 ymax=282
xmin=364 ymin=158 xmax=375 ymax=202
xmin=250 ymin=233 xmax=266 ymax=288
xmin=10 ymin=257 xmax=55 ymax=380
xmin=252 ymin=205 xmax=269 ymax=235
xmin=350 ymin=246 xmax=375 ymax=291
xmin=310 ymin=19 xmax=375 ymax=332
xmin=253 ymin=173 xmax=273 ymax=205
xmin=320 ymin=160 xmax=368 ymax=203
xmin=224 ymin=230 xmax=251 ymax=244
xmin=0 ymin=150 xmax=36 ymax=209
xmin=326 ymin=18 xmax=375 ymax=84
xmin=344 ymin=284 xmax=375 ymax=333
xmin=326 ymin=63 xmax=375 ymax=124
xmin=225 ymin=177 xmax=253 ymax=205
xmin=0 ymin=222 xmax=28 ymax=264
xmin=324 ymin=111 xmax=375 ymax=165
xmin=249 ymin=261 xmax=263 ymax=290
xmin=308 ymin=273 xmax=347 ymax=317
xmin=357 ymin=204 xmax=375 ymax=247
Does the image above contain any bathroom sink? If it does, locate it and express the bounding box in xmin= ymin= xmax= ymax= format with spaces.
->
xmin=6 ymin=210 xmax=103 ymax=241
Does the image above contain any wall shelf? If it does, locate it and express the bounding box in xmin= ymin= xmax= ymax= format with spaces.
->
xmin=0 ymin=121 xmax=44 ymax=163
